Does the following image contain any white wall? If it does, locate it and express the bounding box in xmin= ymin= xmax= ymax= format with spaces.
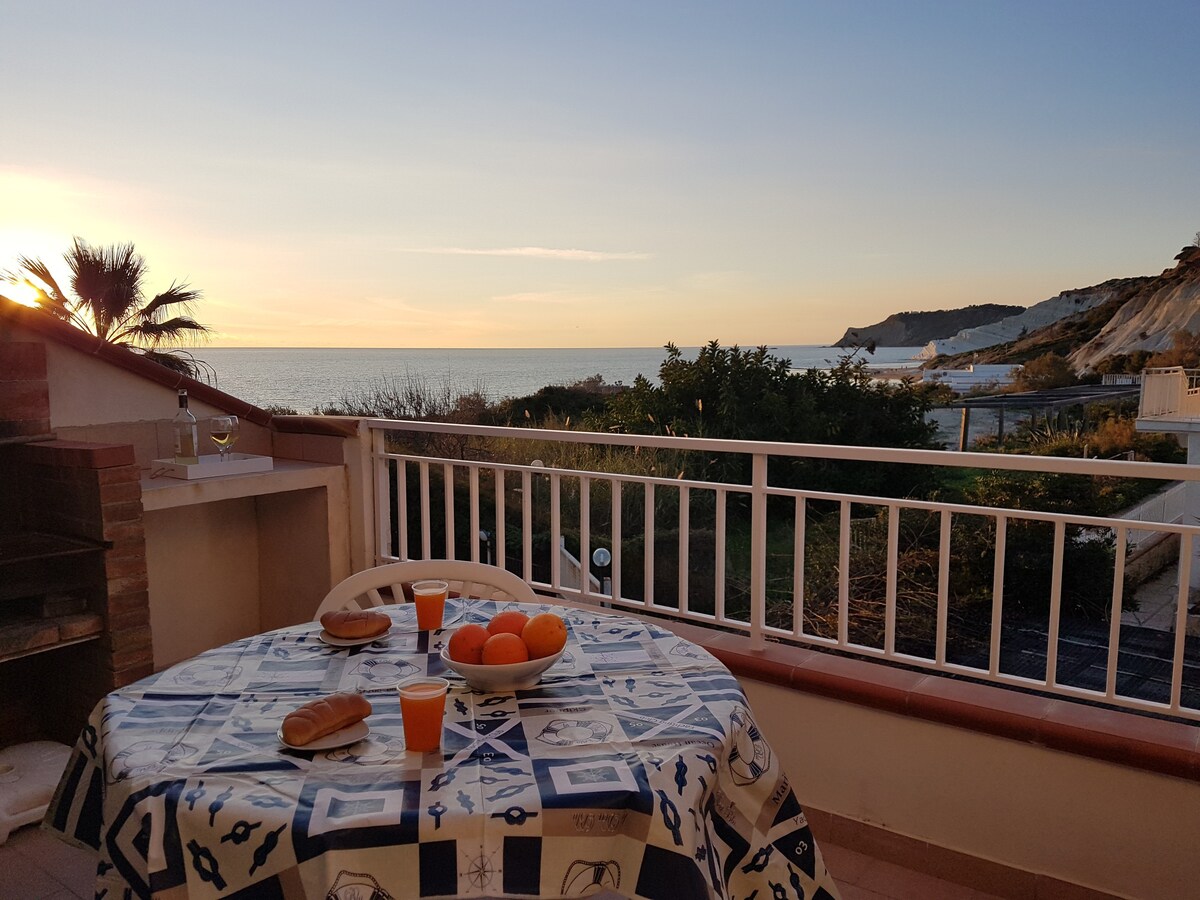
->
xmin=742 ymin=679 xmax=1198 ymax=900
xmin=39 ymin=336 xmax=223 ymax=429
xmin=145 ymin=499 xmax=262 ymax=668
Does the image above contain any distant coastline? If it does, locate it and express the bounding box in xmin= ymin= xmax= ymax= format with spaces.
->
xmin=199 ymin=345 xmax=923 ymax=413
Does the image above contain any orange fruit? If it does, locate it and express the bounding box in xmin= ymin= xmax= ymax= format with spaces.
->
xmin=447 ymin=623 xmax=489 ymax=664
xmin=481 ymin=632 xmax=530 ymax=665
xmin=487 ymin=610 xmax=530 ymax=638
xmin=521 ymin=612 xmax=567 ymax=659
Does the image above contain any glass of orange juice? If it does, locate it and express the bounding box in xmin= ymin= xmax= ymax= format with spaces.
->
xmin=410 ymin=580 xmax=449 ymax=630
xmin=397 ymin=677 xmax=449 ymax=752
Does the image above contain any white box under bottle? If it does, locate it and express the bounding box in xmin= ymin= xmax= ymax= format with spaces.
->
xmin=151 ymin=453 xmax=274 ymax=480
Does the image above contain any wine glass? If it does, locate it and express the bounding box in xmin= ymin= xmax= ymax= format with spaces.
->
xmin=209 ymin=415 xmax=239 ymax=461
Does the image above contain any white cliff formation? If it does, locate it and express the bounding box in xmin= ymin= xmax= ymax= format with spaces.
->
xmin=1070 ymin=247 xmax=1200 ymax=370
xmin=917 ymin=284 xmax=1129 ymax=360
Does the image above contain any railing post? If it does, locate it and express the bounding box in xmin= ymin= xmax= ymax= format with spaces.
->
xmin=1187 ymin=433 xmax=1200 ymax=595
xmin=371 ymin=426 xmax=389 ymax=566
xmin=749 ymin=453 xmax=767 ymax=650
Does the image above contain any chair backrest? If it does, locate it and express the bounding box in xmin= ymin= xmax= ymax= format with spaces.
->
xmin=315 ymin=560 xmax=540 ymax=619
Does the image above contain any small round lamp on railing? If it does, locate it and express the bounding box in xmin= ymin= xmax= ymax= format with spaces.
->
xmin=593 ymin=547 xmax=612 ymax=597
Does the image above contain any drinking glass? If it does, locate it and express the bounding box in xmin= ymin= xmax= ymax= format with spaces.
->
xmin=410 ymin=579 xmax=449 ymax=630
xmin=209 ymin=416 xmax=239 ymax=461
xmin=397 ymin=677 xmax=449 ymax=752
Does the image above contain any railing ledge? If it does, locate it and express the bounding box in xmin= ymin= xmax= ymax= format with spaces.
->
xmin=653 ymin=616 xmax=1200 ymax=783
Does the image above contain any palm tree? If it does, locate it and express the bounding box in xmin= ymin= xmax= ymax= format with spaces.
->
xmin=1 ymin=237 xmax=211 ymax=377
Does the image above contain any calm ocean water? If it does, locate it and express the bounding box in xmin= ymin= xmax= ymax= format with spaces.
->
xmin=199 ymin=345 xmax=923 ymax=412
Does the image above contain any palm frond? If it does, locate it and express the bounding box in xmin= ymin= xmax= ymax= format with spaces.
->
xmin=116 ymin=317 xmax=210 ymax=344
xmin=13 ymin=257 xmax=67 ymax=302
xmin=5 ymin=258 xmax=76 ymax=321
xmin=138 ymin=282 xmax=203 ymax=320
xmin=68 ymin=237 xmax=146 ymax=340
xmin=7 ymin=238 xmax=214 ymax=357
xmin=140 ymin=348 xmax=214 ymax=381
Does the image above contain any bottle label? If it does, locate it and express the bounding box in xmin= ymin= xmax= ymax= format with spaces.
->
xmin=174 ymin=425 xmax=199 ymax=464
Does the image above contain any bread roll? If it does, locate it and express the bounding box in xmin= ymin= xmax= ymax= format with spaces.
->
xmin=320 ymin=609 xmax=391 ymax=639
xmin=281 ymin=692 xmax=372 ymax=746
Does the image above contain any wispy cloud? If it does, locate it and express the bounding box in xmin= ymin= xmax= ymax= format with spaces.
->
xmin=400 ymin=246 xmax=651 ymax=261
xmin=490 ymin=290 xmax=580 ymax=305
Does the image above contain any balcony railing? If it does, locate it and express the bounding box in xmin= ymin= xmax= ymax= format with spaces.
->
xmin=1140 ymin=366 xmax=1200 ymax=417
xmin=364 ymin=419 xmax=1200 ymax=722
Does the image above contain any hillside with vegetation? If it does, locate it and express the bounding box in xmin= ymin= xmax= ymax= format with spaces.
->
xmin=929 ymin=280 xmax=1145 ymax=369
xmin=925 ymin=243 xmax=1200 ymax=372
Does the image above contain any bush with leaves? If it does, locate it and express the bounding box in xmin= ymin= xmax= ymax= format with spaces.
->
xmin=594 ymin=341 xmax=943 ymax=497
xmin=487 ymin=376 xmax=619 ymax=426
xmin=1009 ymin=352 xmax=1079 ymax=390
xmin=320 ymin=371 xmax=490 ymax=459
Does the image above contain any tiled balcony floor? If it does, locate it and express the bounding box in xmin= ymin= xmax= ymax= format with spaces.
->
xmin=823 ymin=843 xmax=1006 ymax=900
xmin=1 ymin=825 xmax=95 ymax=899
xmin=1 ymin=824 xmax=1003 ymax=900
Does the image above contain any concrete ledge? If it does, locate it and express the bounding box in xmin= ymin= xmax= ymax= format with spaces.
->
xmin=654 ymin=619 xmax=1200 ymax=783
xmin=272 ymin=415 xmax=361 ymax=437
xmin=18 ymin=440 xmax=135 ymax=469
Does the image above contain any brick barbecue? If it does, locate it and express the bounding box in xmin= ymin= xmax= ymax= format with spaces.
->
xmin=0 ymin=343 xmax=152 ymax=747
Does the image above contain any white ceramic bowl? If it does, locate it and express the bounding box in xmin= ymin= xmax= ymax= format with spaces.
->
xmin=439 ymin=646 xmax=564 ymax=691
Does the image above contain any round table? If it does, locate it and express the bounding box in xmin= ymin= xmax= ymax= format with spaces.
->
xmin=47 ymin=598 xmax=841 ymax=899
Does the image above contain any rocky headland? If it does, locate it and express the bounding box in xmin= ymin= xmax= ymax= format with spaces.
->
xmin=836 ymin=304 xmax=1021 ymax=348
xmin=842 ymin=245 xmax=1200 ymax=371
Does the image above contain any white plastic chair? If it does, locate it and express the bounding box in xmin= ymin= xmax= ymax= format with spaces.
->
xmin=315 ymin=560 xmax=540 ymax=619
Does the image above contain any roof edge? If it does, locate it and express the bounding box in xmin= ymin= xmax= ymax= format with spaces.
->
xmin=1 ymin=298 xmax=273 ymax=427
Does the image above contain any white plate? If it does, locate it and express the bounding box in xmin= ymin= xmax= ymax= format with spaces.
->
xmin=318 ymin=629 xmax=390 ymax=647
xmin=277 ymin=719 xmax=370 ymax=751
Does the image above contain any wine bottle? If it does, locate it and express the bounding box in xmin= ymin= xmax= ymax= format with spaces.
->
xmin=173 ymin=389 xmax=199 ymax=464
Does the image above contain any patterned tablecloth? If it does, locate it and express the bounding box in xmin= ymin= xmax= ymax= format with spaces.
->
xmin=46 ymin=599 xmax=841 ymax=899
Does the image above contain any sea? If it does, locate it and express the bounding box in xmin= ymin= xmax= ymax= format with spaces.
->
xmin=198 ymin=345 xmax=924 ymax=413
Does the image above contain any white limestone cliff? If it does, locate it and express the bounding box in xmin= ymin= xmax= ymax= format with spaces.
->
xmin=1070 ymin=258 xmax=1200 ymax=370
xmin=917 ymin=285 xmax=1123 ymax=360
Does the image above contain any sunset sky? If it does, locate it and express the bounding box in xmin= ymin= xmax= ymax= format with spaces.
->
xmin=2 ymin=1 xmax=1197 ymax=348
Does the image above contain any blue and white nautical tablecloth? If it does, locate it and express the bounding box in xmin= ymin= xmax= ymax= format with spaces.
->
xmin=46 ymin=599 xmax=840 ymax=899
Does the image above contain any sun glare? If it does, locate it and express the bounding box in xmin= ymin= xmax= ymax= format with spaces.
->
xmin=4 ymin=278 xmax=43 ymax=308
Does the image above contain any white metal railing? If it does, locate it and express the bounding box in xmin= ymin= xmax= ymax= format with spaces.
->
xmin=364 ymin=419 xmax=1200 ymax=721
xmin=1101 ymin=373 xmax=1142 ymax=386
xmin=1140 ymin=367 xmax=1200 ymax=417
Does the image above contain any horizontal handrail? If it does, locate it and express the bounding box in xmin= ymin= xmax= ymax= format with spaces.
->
xmin=363 ymin=417 xmax=1200 ymax=481
xmin=380 ymin=449 xmax=1196 ymax=531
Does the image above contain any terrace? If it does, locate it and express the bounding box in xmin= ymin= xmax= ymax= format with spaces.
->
xmin=2 ymin=301 xmax=1199 ymax=899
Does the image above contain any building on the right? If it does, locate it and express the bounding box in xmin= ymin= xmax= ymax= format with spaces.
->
xmin=1138 ymin=365 xmax=1200 ymax=623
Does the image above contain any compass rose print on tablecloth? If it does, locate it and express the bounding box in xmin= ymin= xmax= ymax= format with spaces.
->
xmin=536 ymin=719 xmax=613 ymax=746
xmin=461 ymin=847 xmax=498 ymax=891
xmin=728 ymin=706 xmax=772 ymax=786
